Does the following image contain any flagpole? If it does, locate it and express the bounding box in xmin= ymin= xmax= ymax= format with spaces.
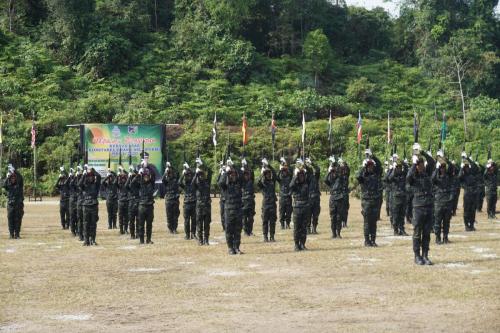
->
xmin=32 ymin=111 xmax=37 ymax=201
xmin=271 ymin=112 xmax=275 ymax=162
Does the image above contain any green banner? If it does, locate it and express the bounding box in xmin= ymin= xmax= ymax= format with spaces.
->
xmin=84 ymin=124 xmax=164 ymax=182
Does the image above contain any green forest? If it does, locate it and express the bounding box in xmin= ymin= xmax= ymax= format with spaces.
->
xmin=0 ymin=0 xmax=499 ymax=195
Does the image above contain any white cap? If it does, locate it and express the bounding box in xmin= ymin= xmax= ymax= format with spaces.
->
xmin=437 ymin=150 xmax=444 ymax=158
xmin=412 ymin=143 xmax=421 ymax=151
xmin=364 ymin=148 xmax=372 ymax=156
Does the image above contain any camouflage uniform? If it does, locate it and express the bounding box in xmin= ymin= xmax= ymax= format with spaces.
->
xmin=133 ymin=167 xmax=156 ymax=244
xmin=218 ymin=167 xmax=244 ymax=254
xmin=277 ymin=167 xmax=292 ymax=229
xmin=102 ymin=172 xmax=118 ymax=229
xmin=116 ymin=173 xmax=129 ymax=234
xmin=179 ymin=168 xmax=197 ymax=239
xmin=192 ymin=169 xmax=212 ymax=245
xmin=78 ymin=170 xmax=101 ymax=246
xmin=290 ymin=168 xmax=310 ymax=251
xmin=306 ymin=162 xmax=321 ymax=234
xmin=3 ymin=170 xmax=24 ymax=239
xmin=125 ymin=171 xmax=140 ymax=239
xmin=162 ymin=168 xmax=180 ymax=233
xmin=387 ymin=163 xmax=408 ymax=235
xmin=241 ymin=167 xmax=255 ymax=236
xmin=324 ymin=164 xmax=349 ymax=238
xmin=258 ymin=165 xmax=277 ymax=242
xmin=459 ymin=158 xmax=479 ymax=231
xmin=484 ymin=164 xmax=498 ymax=219
xmin=55 ymin=174 xmax=70 ymax=229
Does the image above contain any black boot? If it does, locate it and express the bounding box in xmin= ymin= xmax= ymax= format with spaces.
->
xmin=139 ymin=235 xmax=145 ymax=244
xmin=184 ymin=233 xmax=190 ymax=240
xmin=228 ymin=247 xmax=236 ymax=255
xmin=204 ymin=236 xmax=209 ymax=245
xmin=400 ymin=227 xmax=408 ymax=236
xmin=370 ymin=235 xmax=378 ymax=247
xmin=364 ymin=235 xmax=371 ymax=247
xmin=435 ymin=233 xmax=442 ymax=245
xmin=269 ymin=234 xmax=275 ymax=242
xmin=336 ymin=229 xmax=342 ymax=239
xmin=83 ymin=237 xmax=90 ymax=246
xmin=263 ymin=234 xmax=269 ymax=242
xmin=294 ymin=241 xmax=301 ymax=251
xmin=332 ymin=229 xmax=337 ymax=239
xmin=414 ymin=251 xmax=424 ymax=265
xmin=119 ymin=225 xmax=124 ymax=235
xmin=422 ymin=250 xmax=433 ymax=265
xmin=443 ymin=234 xmax=450 ymax=244
xmin=191 ymin=232 xmax=197 ymax=240
xmin=312 ymin=224 xmax=318 ymax=234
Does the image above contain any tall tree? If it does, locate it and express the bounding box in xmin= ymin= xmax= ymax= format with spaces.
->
xmin=303 ymin=28 xmax=332 ymax=88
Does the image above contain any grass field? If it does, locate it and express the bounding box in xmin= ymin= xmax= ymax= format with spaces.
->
xmin=1 ymin=194 xmax=499 ymax=333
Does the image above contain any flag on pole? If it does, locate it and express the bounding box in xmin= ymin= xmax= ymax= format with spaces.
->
xmin=301 ymin=111 xmax=306 ymax=145
xmin=413 ymin=111 xmax=419 ymax=143
xmin=212 ymin=112 xmax=218 ymax=147
xmin=271 ymin=113 xmax=277 ymax=145
xmin=356 ymin=111 xmax=362 ymax=144
xmin=387 ymin=111 xmax=392 ymax=144
xmin=441 ymin=111 xmax=447 ymax=142
xmin=31 ymin=119 xmax=36 ymax=149
xmin=242 ymin=114 xmax=248 ymax=145
xmin=328 ymin=109 xmax=332 ymax=144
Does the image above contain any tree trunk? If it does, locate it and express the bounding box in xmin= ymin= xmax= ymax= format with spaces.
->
xmin=8 ymin=0 xmax=14 ymax=33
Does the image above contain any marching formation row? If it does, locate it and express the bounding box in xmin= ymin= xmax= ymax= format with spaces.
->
xmin=3 ymin=144 xmax=498 ymax=265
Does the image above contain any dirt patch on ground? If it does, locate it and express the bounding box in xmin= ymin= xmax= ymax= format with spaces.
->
xmin=1 ymin=195 xmax=499 ymax=332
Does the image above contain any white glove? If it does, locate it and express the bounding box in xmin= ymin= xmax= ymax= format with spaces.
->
xmin=60 ymin=166 xmax=65 ymax=172
xmin=412 ymin=155 xmax=418 ymax=165
xmin=437 ymin=150 xmax=444 ymax=158
xmin=389 ymin=163 xmax=394 ymax=170
xmin=139 ymin=168 xmax=144 ymax=175
xmin=329 ymin=156 xmax=336 ymax=164
xmin=227 ymin=157 xmax=233 ymax=166
xmin=486 ymin=163 xmax=492 ymax=169
xmin=436 ymin=161 xmax=441 ymax=169
xmin=261 ymin=167 xmax=266 ymax=174
xmin=461 ymin=151 xmax=467 ymax=159
xmin=305 ymin=157 xmax=312 ymax=165
xmin=83 ymin=170 xmax=87 ymax=176
xmin=412 ymin=143 xmax=421 ymax=151
xmin=280 ymin=157 xmax=286 ymax=164
xmin=196 ymin=167 xmax=201 ymax=174
xmin=106 ymin=172 xmax=111 ymax=177
xmin=404 ymin=158 xmax=408 ymax=164
xmin=166 ymin=161 xmax=171 ymax=168
xmin=328 ymin=165 xmax=333 ymax=173
xmin=280 ymin=164 xmax=285 ymax=170
xmin=338 ymin=158 xmax=344 ymax=165
xmin=460 ymin=163 xmax=465 ymax=168
xmin=6 ymin=172 xmax=12 ymax=178
xmin=225 ymin=165 xmax=231 ymax=173
xmin=196 ymin=157 xmax=203 ymax=166
xmin=262 ymin=158 xmax=268 ymax=166
xmin=164 ymin=167 xmax=170 ymax=174
xmin=294 ymin=168 xmax=300 ymax=176
xmin=241 ymin=158 xmax=247 ymax=166
xmin=362 ymin=159 xmax=368 ymax=167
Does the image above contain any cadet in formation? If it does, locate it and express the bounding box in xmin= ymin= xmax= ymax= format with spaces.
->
xmin=67 ymin=167 xmax=79 ymax=236
xmin=55 ymin=166 xmax=70 ymax=230
xmin=324 ymin=156 xmax=349 ymax=239
xmin=3 ymin=164 xmax=24 ymax=239
xmin=484 ymin=158 xmax=497 ymax=219
xmin=387 ymin=153 xmax=409 ymax=236
xmin=407 ymin=144 xmax=435 ymax=265
xmin=277 ymin=157 xmax=292 ymax=229
xmin=126 ymin=165 xmax=139 ymax=239
xmin=192 ymin=157 xmax=213 ymax=245
xmin=79 ymin=166 xmax=101 ymax=246
xmin=116 ymin=166 xmax=129 ymax=234
xmin=163 ymin=162 xmax=180 ymax=234
xmin=241 ymin=158 xmax=256 ymax=236
xmin=432 ymin=150 xmax=454 ymax=244
xmin=73 ymin=165 xmax=85 ymax=241
xmin=179 ymin=162 xmax=197 ymax=240
xmin=258 ymin=158 xmax=277 ymax=242
xmin=133 ymin=156 xmax=156 ymax=244
xmin=219 ymin=158 xmax=244 ymax=255
xmin=459 ymin=153 xmax=479 ymax=231
xmin=356 ymin=148 xmax=382 ymax=247
xmin=306 ymin=157 xmax=321 ymax=234
xmin=217 ymin=163 xmax=226 ymax=232
xmin=102 ymin=168 xmax=118 ymax=230
xmin=290 ymin=159 xmax=310 ymax=251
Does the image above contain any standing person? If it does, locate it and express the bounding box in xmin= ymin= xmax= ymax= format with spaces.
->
xmin=3 ymin=164 xmax=24 ymax=239
xmin=387 ymin=155 xmax=409 ymax=236
xmin=102 ymin=168 xmax=118 ymax=230
xmin=73 ymin=165 xmax=84 ymax=241
xmin=241 ymin=158 xmax=255 ymax=236
xmin=217 ymin=161 xmax=226 ymax=231
xmin=459 ymin=153 xmax=479 ymax=231
xmin=484 ymin=158 xmax=498 ymax=219
xmin=384 ymin=161 xmax=392 ymax=220
xmin=179 ymin=162 xmax=197 ymax=240
xmin=116 ymin=166 xmax=129 ymax=235
xmin=192 ymin=157 xmax=212 ymax=245
xmin=475 ymin=160 xmax=486 ymax=213
xmin=338 ymin=157 xmax=350 ymax=229
xmin=125 ymin=165 xmax=139 ymax=239
xmin=162 ymin=162 xmax=180 ymax=234
xmin=277 ymin=157 xmax=292 ymax=229
xmin=290 ymin=159 xmax=310 ymax=251
xmin=258 ymin=158 xmax=278 ymax=242
xmin=55 ymin=166 xmax=70 ymax=230
xmin=218 ymin=158 xmax=244 ymax=255
xmin=356 ymin=149 xmax=383 ymax=247
xmin=133 ymin=160 xmax=156 ymax=244
xmin=450 ymin=160 xmax=460 ymax=217
xmin=79 ymin=166 xmax=101 ymax=246
xmin=432 ymin=150 xmax=454 ymax=244
xmin=406 ymin=144 xmax=435 ymax=265
xmin=67 ymin=168 xmax=79 ymax=237
xmin=324 ymin=156 xmax=348 ymax=239
xmin=305 ymin=157 xmax=321 ymax=234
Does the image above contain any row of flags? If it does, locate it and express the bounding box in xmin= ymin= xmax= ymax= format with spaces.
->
xmin=210 ymin=109 xmax=448 ymax=152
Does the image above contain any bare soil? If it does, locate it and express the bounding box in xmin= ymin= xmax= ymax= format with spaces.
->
xmin=1 ymin=195 xmax=499 ymax=332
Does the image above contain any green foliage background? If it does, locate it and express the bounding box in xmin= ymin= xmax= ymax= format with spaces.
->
xmin=0 ymin=0 xmax=498 ymax=195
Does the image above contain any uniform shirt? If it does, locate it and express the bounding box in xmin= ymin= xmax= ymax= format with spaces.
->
xmin=125 ymin=173 xmax=140 ymax=200
xmin=257 ymin=167 xmax=277 ymax=206
xmin=55 ymin=175 xmax=70 ymax=201
xmin=356 ymin=155 xmax=383 ymax=202
xmin=431 ymin=166 xmax=454 ymax=204
xmin=484 ymin=166 xmax=498 ymax=194
xmin=218 ymin=170 xmax=242 ymax=210
xmin=78 ymin=172 xmax=102 ymax=206
xmin=116 ymin=174 xmax=129 ymax=202
xmin=192 ymin=170 xmax=212 ymax=207
xmin=277 ymin=169 xmax=292 ymax=197
xmin=306 ymin=163 xmax=321 ymax=199
xmin=133 ymin=174 xmax=156 ymax=206
xmin=388 ymin=165 xmax=408 ymax=198
xmin=67 ymin=175 xmax=79 ymax=200
xmin=3 ymin=171 xmax=24 ymax=205
xmin=458 ymin=159 xmax=479 ymax=195
xmin=290 ymin=173 xmax=310 ymax=208
xmin=406 ymin=153 xmax=435 ymax=207
xmin=102 ymin=173 xmax=118 ymax=201
xmin=179 ymin=171 xmax=196 ymax=204
xmin=241 ymin=169 xmax=255 ymax=202
xmin=324 ymin=165 xmax=349 ymax=201
xmin=162 ymin=170 xmax=180 ymax=201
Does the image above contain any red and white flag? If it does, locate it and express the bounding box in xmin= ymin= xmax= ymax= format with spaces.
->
xmin=356 ymin=111 xmax=362 ymax=144
xmin=31 ymin=120 xmax=36 ymax=149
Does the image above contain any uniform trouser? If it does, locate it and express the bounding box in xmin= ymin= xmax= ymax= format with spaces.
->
xmin=83 ymin=204 xmax=98 ymax=242
xmin=118 ymin=200 xmax=129 ymax=232
xmin=342 ymin=196 xmax=350 ymax=226
xmin=196 ymin=205 xmax=211 ymax=241
xmin=138 ymin=204 xmax=154 ymax=241
xmin=69 ymin=197 xmax=78 ymax=235
xmin=279 ymin=196 xmax=292 ymax=227
xmin=377 ymin=195 xmax=383 ymax=220
xmin=477 ymin=188 xmax=485 ymax=211
xmin=7 ymin=202 xmax=23 ymax=237
xmin=406 ymin=194 xmax=413 ymax=222
xmin=220 ymin=200 xmax=226 ymax=230
xmin=486 ymin=192 xmax=497 ymax=217
xmin=434 ymin=203 xmax=452 ymax=236
xmin=391 ymin=196 xmax=406 ymax=233
xmin=242 ymin=201 xmax=255 ymax=235
xmin=262 ymin=204 xmax=277 ymax=237
xmin=463 ymin=193 xmax=476 ymax=228
xmin=77 ymin=201 xmax=83 ymax=238
xmin=308 ymin=196 xmax=321 ymax=229
xmin=329 ymin=197 xmax=346 ymax=235
xmin=165 ymin=199 xmax=180 ymax=232
xmin=362 ymin=200 xmax=379 ymax=242
xmin=385 ymin=191 xmax=391 ymax=217
xmin=59 ymin=200 xmax=70 ymax=228
xmin=183 ymin=202 xmax=196 ymax=236
xmin=106 ymin=200 xmax=118 ymax=228
xmin=129 ymin=200 xmax=138 ymax=235
xmin=293 ymin=205 xmax=310 ymax=246
xmin=225 ymin=207 xmax=243 ymax=250
xmin=452 ymin=189 xmax=460 ymax=214
xmin=412 ymin=205 xmax=433 ymax=254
